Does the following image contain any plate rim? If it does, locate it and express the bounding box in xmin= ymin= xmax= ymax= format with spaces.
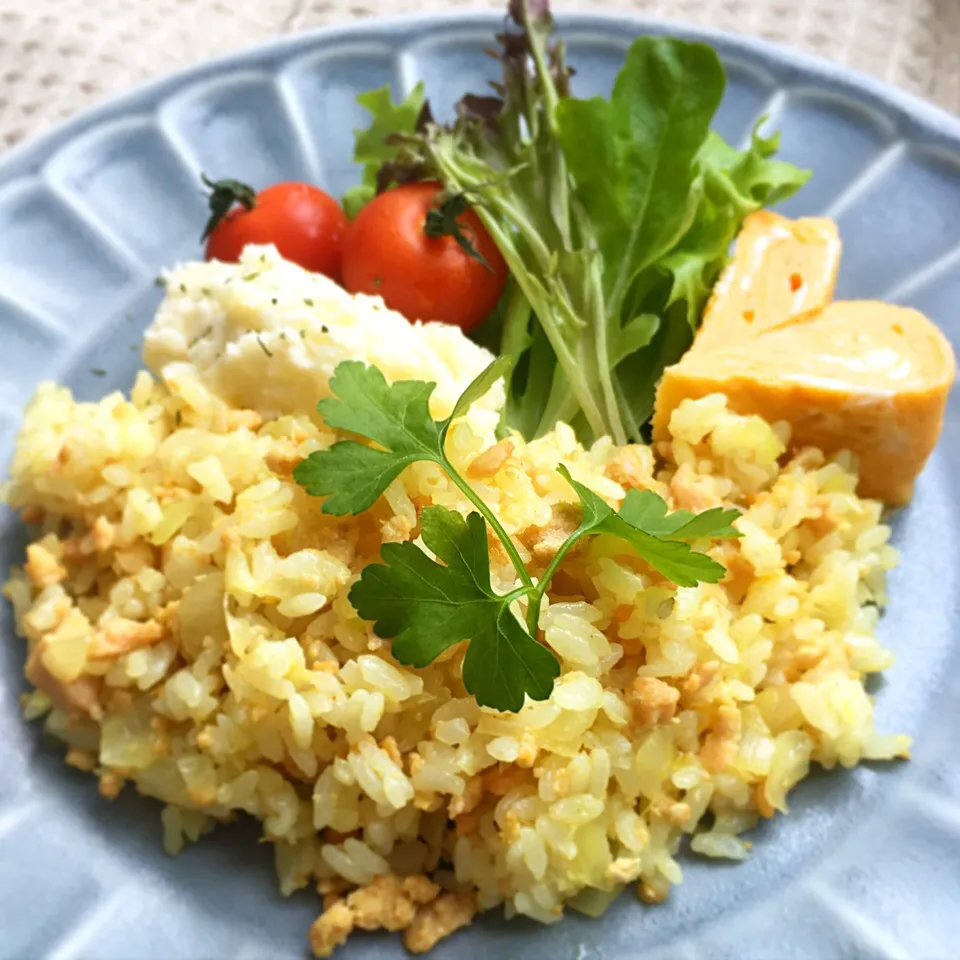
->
xmin=2 ymin=9 xmax=960 ymax=959
xmin=2 ymin=9 xmax=960 ymax=183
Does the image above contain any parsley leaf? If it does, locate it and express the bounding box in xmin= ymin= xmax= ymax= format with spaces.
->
xmin=292 ymin=358 xmax=512 ymax=516
xmin=292 ymin=361 xmax=443 ymax=514
xmin=554 ymin=466 xmax=732 ymax=587
xmin=294 ymin=442 xmax=420 ymax=517
xmin=318 ymin=360 xmax=441 ymax=451
xmin=618 ymin=488 xmax=742 ymax=540
xmin=349 ymin=506 xmax=560 ymax=710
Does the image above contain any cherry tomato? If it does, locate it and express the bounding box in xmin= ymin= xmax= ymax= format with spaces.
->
xmin=341 ymin=182 xmax=508 ymax=332
xmin=202 ymin=178 xmax=347 ymax=280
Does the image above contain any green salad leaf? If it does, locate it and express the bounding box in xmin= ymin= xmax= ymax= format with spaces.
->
xmin=556 ymin=38 xmax=725 ymax=313
xmin=661 ymin=123 xmax=812 ymax=332
xmin=342 ymin=83 xmax=427 ymax=219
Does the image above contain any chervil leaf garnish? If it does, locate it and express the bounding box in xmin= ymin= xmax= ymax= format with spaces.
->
xmin=295 ymin=359 xmax=740 ymax=711
xmin=349 ymin=507 xmax=559 ymax=710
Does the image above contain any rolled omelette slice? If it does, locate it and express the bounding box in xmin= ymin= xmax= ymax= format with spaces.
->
xmin=654 ymin=301 xmax=956 ymax=504
xmin=694 ymin=211 xmax=841 ymax=350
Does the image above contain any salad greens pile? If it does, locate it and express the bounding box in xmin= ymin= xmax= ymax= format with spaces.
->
xmin=342 ymin=83 xmax=428 ymax=221
xmin=346 ymin=0 xmax=808 ymax=444
xmin=294 ymin=361 xmax=741 ymax=711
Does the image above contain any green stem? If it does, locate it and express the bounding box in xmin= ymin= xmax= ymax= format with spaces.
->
xmin=502 ymin=585 xmax=534 ymax=605
xmin=585 ymin=253 xmax=627 ymax=445
xmin=534 ymin=369 xmax=579 ymax=438
xmin=613 ymin=377 xmax=644 ymax=443
xmin=526 ymin=13 xmax=560 ymax=129
xmin=523 ymin=7 xmax=571 ymax=249
xmin=489 ymin=194 xmax=556 ymax=273
xmin=536 ymin=535 xmax=583 ymax=601
xmin=499 ymin=281 xmax=532 ymax=358
xmin=430 ymin=145 xmax=556 ymax=285
xmin=466 ymin=204 xmax=611 ymax=440
xmin=524 ymin=529 xmax=587 ymax=634
xmin=443 ymin=451 xmax=543 ymax=635
xmin=525 ymin=600 xmax=541 ymax=637
xmin=443 ymin=462 xmax=535 ymax=594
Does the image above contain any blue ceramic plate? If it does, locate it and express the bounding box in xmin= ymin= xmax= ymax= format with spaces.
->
xmin=1 ymin=11 xmax=959 ymax=960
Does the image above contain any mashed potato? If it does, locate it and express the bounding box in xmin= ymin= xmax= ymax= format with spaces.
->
xmin=143 ymin=245 xmax=500 ymax=422
xmin=2 ymin=249 xmax=908 ymax=956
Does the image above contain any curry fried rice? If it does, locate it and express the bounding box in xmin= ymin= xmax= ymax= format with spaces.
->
xmin=2 ymin=259 xmax=908 ymax=956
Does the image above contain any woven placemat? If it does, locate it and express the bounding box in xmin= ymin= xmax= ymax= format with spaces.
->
xmin=0 ymin=0 xmax=957 ymax=150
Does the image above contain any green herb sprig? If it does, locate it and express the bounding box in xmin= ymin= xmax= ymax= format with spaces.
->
xmin=294 ymin=360 xmax=740 ymax=712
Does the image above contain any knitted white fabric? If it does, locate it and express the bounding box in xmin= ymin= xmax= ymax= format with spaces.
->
xmin=0 ymin=0 xmax=956 ymax=149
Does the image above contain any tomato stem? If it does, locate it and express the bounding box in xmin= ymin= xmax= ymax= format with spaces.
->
xmin=200 ymin=174 xmax=258 ymax=242
xmin=422 ymin=194 xmax=491 ymax=270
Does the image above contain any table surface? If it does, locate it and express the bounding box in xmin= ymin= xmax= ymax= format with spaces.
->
xmin=0 ymin=0 xmax=958 ymax=151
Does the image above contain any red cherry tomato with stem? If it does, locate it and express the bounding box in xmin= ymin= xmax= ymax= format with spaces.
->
xmin=202 ymin=177 xmax=347 ymax=281
xmin=341 ymin=182 xmax=508 ymax=332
